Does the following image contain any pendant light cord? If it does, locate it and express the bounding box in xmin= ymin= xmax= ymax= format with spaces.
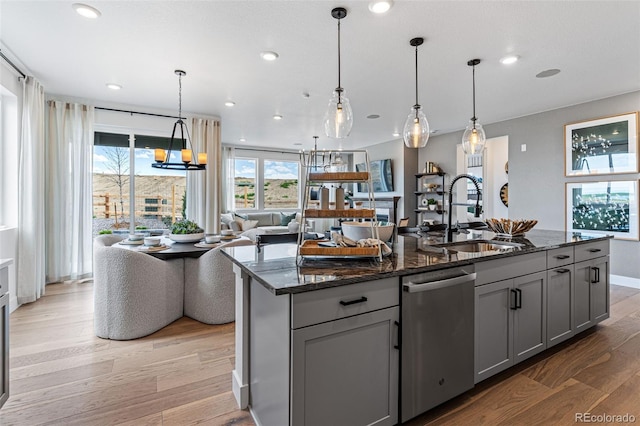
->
xmin=337 ymin=18 xmax=342 ymax=104
xmin=471 ymin=63 xmax=477 ymax=126
xmin=414 ymin=44 xmax=420 ymax=115
xmin=178 ymin=73 xmax=183 ymax=120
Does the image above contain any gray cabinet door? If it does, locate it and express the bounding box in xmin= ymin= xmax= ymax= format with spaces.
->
xmin=546 ymin=266 xmax=574 ymax=347
xmin=0 ymin=293 xmax=8 ymax=409
xmin=291 ymin=306 xmax=399 ymax=426
xmin=513 ymin=271 xmax=547 ymax=363
xmin=474 ymin=279 xmax=513 ymax=383
xmin=574 ymin=260 xmax=594 ymax=332
xmin=590 ymin=257 xmax=609 ymax=323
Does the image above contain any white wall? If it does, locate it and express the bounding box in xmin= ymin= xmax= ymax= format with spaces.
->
xmin=420 ymin=91 xmax=640 ymax=280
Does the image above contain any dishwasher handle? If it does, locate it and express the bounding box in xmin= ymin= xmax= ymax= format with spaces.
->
xmin=404 ymin=273 xmax=477 ymax=293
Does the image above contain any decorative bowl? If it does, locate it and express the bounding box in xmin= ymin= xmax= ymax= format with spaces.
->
xmin=205 ymin=235 xmax=221 ymax=244
xmin=341 ymin=221 xmax=395 ymax=242
xmin=129 ymin=233 xmax=145 ymax=241
xmin=168 ymin=232 xmax=205 ymax=243
xmin=221 ymin=229 xmax=234 ymax=236
xmin=143 ymin=237 xmax=161 ymax=247
xmin=484 ymin=218 xmax=538 ymax=236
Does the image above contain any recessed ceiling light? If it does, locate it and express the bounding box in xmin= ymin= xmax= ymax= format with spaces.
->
xmin=273 ymin=114 xmax=283 ymax=120
xmin=239 ymin=138 xmax=246 ymax=142
xmin=392 ymin=132 xmax=400 ymax=137
xmin=536 ymin=68 xmax=561 ymax=78
xmin=367 ymin=114 xmax=380 ymax=119
xmin=106 ymin=83 xmax=121 ymax=90
xmin=225 ymin=101 xmax=236 ymax=107
xmin=72 ymin=3 xmax=101 ymax=19
xmin=500 ymin=55 xmax=520 ymax=65
xmin=260 ymin=51 xmax=279 ymax=61
xmin=369 ymin=1 xmax=393 ymax=14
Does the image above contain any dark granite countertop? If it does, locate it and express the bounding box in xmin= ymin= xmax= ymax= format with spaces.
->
xmin=221 ymin=229 xmax=612 ymax=295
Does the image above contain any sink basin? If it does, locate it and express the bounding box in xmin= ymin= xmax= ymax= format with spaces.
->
xmin=434 ymin=240 xmax=523 ymax=253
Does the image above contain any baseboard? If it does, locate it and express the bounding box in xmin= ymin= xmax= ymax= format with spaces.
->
xmin=611 ymin=275 xmax=640 ymax=289
xmin=232 ymin=370 xmax=249 ymax=409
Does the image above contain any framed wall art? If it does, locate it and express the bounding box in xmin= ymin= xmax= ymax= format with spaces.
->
xmin=566 ymin=180 xmax=639 ymax=240
xmin=565 ymin=112 xmax=638 ymax=176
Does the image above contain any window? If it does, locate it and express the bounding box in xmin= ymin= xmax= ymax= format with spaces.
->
xmin=264 ymin=160 xmax=299 ymax=209
xmin=93 ymin=132 xmax=186 ymax=235
xmin=234 ymin=158 xmax=257 ymax=209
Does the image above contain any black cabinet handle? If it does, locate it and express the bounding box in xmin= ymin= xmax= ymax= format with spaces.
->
xmin=515 ymin=288 xmax=522 ymax=309
xmin=339 ymin=296 xmax=368 ymax=306
xmin=591 ymin=266 xmax=600 ymax=284
xmin=555 ymin=255 xmax=571 ymax=259
xmin=510 ymin=289 xmax=518 ymax=310
xmin=394 ymin=320 xmax=400 ymax=350
xmin=589 ymin=248 xmax=602 ymax=253
xmin=555 ymin=268 xmax=571 ymax=274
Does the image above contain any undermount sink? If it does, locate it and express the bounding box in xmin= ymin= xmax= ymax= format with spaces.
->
xmin=434 ymin=240 xmax=523 ymax=253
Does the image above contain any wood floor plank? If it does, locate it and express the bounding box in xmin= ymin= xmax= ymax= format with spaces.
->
xmin=496 ymin=378 xmax=607 ymax=425
xmin=589 ymin=375 xmax=640 ymax=419
xmin=6 ymin=281 xmax=640 ymax=425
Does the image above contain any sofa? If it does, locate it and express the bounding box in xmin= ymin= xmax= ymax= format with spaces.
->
xmin=221 ymin=211 xmax=302 ymax=235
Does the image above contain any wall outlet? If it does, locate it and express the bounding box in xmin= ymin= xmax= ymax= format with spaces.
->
xmin=521 ymin=144 xmax=527 ymax=152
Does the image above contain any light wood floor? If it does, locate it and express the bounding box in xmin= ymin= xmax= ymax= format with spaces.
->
xmin=3 ymin=281 xmax=640 ymax=425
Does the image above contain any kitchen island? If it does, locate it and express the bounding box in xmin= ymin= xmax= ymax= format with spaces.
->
xmin=222 ymin=229 xmax=611 ymax=425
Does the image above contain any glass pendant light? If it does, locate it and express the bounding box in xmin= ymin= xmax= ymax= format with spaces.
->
xmin=324 ymin=7 xmax=353 ymax=139
xmin=403 ymin=37 xmax=430 ymax=148
xmin=461 ymin=59 xmax=486 ymax=155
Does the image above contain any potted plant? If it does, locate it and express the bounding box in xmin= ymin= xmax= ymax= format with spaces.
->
xmin=169 ymin=219 xmax=205 ymax=242
xmin=427 ymin=198 xmax=437 ymax=211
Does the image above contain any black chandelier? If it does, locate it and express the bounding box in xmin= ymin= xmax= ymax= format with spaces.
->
xmin=152 ymin=70 xmax=206 ymax=171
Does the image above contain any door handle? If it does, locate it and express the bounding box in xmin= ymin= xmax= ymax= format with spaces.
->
xmin=339 ymin=296 xmax=368 ymax=306
xmin=591 ymin=266 xmax=600 ymax=284
xmin=515 ymin=288 xmax=522 ymax=309
xmin=555 ymin=255 xmax=570 ymax=259
xmin=510 ymin=289 xmax=518 ymax=310
xmin=393 ymin=320 xmax=400 ymax=350
xmin=404 ymin=273 xmax=477 ymax=293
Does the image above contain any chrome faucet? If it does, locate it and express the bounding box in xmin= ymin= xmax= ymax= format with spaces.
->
xmin=447 ymin=174 xmax=482 ymax=241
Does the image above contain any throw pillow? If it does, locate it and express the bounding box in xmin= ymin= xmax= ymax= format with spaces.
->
xmin=280 ymin=212 xmax=297 ymax=226
xmin=221 ymin=213 xmax=234 ymax=226
xmin=229 ymin=220 xmax=242 ymax=232
xmin=287 ymin=221 xmax=300 ymax=233
xmin=234 ymin=212 xmax=248 ymax=220
xmin=239 ymin=219 xmax=259 ymax=231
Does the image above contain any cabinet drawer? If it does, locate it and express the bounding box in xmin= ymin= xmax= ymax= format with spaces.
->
xmin=291 ymin=277 xmax=399 ymax=329
xmin=547 ymin=247 xmax=574 ymax=268
xmin=475 ymin=251 xmax=546 ymax=286
xmin=575 ymin=240 xmax=610 ymax=262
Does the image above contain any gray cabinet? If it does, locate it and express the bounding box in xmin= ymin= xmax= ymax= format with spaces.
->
xmin=546 ymin=266 xmax=574 ymax=347
xmin=291 ymin=306 xmax=399 ymax=426
xmin=575 ymin=257 xmax=610 ymax=332
xmin=474 ymin=270 xmax=546 ymax=383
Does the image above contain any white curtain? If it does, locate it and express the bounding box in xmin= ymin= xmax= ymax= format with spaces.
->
xmin=46 ymin=101 xmax=94 ymax=283
xmin=222 ymin=145 xmax=235 ymax=213
xmin=17 ymin=77 xmax=46 ymax=304
xmin=187 ymin=118 xmax=221 ymax=233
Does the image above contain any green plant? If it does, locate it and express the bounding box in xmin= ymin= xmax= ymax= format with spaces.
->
xmin=135 ymin=225 xmax=148 ymax=230
xmin=170 ymin=219 xmax=203 ymax=234
xmin=98 ymin=229 xmax=113 ymax=234
xmin=427 ymin=198 xmax=437 ymax=205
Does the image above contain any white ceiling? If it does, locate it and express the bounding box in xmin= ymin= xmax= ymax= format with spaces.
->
xmin=1 ymin=1 xmax=639 ymax=151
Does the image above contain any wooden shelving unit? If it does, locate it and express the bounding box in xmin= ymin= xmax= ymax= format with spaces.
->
xmin=298 ymin=149 xmax=382 ymax=261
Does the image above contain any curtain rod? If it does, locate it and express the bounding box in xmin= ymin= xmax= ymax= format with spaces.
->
xmin=95 ymin=106 xmax=182 ymax=120
xmin=234 ymin=146 xmax=300 ymax=155
xmin=0 ymin=49 xmax=26 ymax=79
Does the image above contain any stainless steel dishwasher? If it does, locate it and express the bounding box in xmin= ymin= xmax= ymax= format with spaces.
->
xmin=401 ymin=266 xmax=476 ymax=422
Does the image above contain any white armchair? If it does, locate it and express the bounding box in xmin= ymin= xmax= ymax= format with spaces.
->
xmin=184 ymin=238 xmax=254 ymax=324
xmin=93 ymin=235 xmax=185 ymax=340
